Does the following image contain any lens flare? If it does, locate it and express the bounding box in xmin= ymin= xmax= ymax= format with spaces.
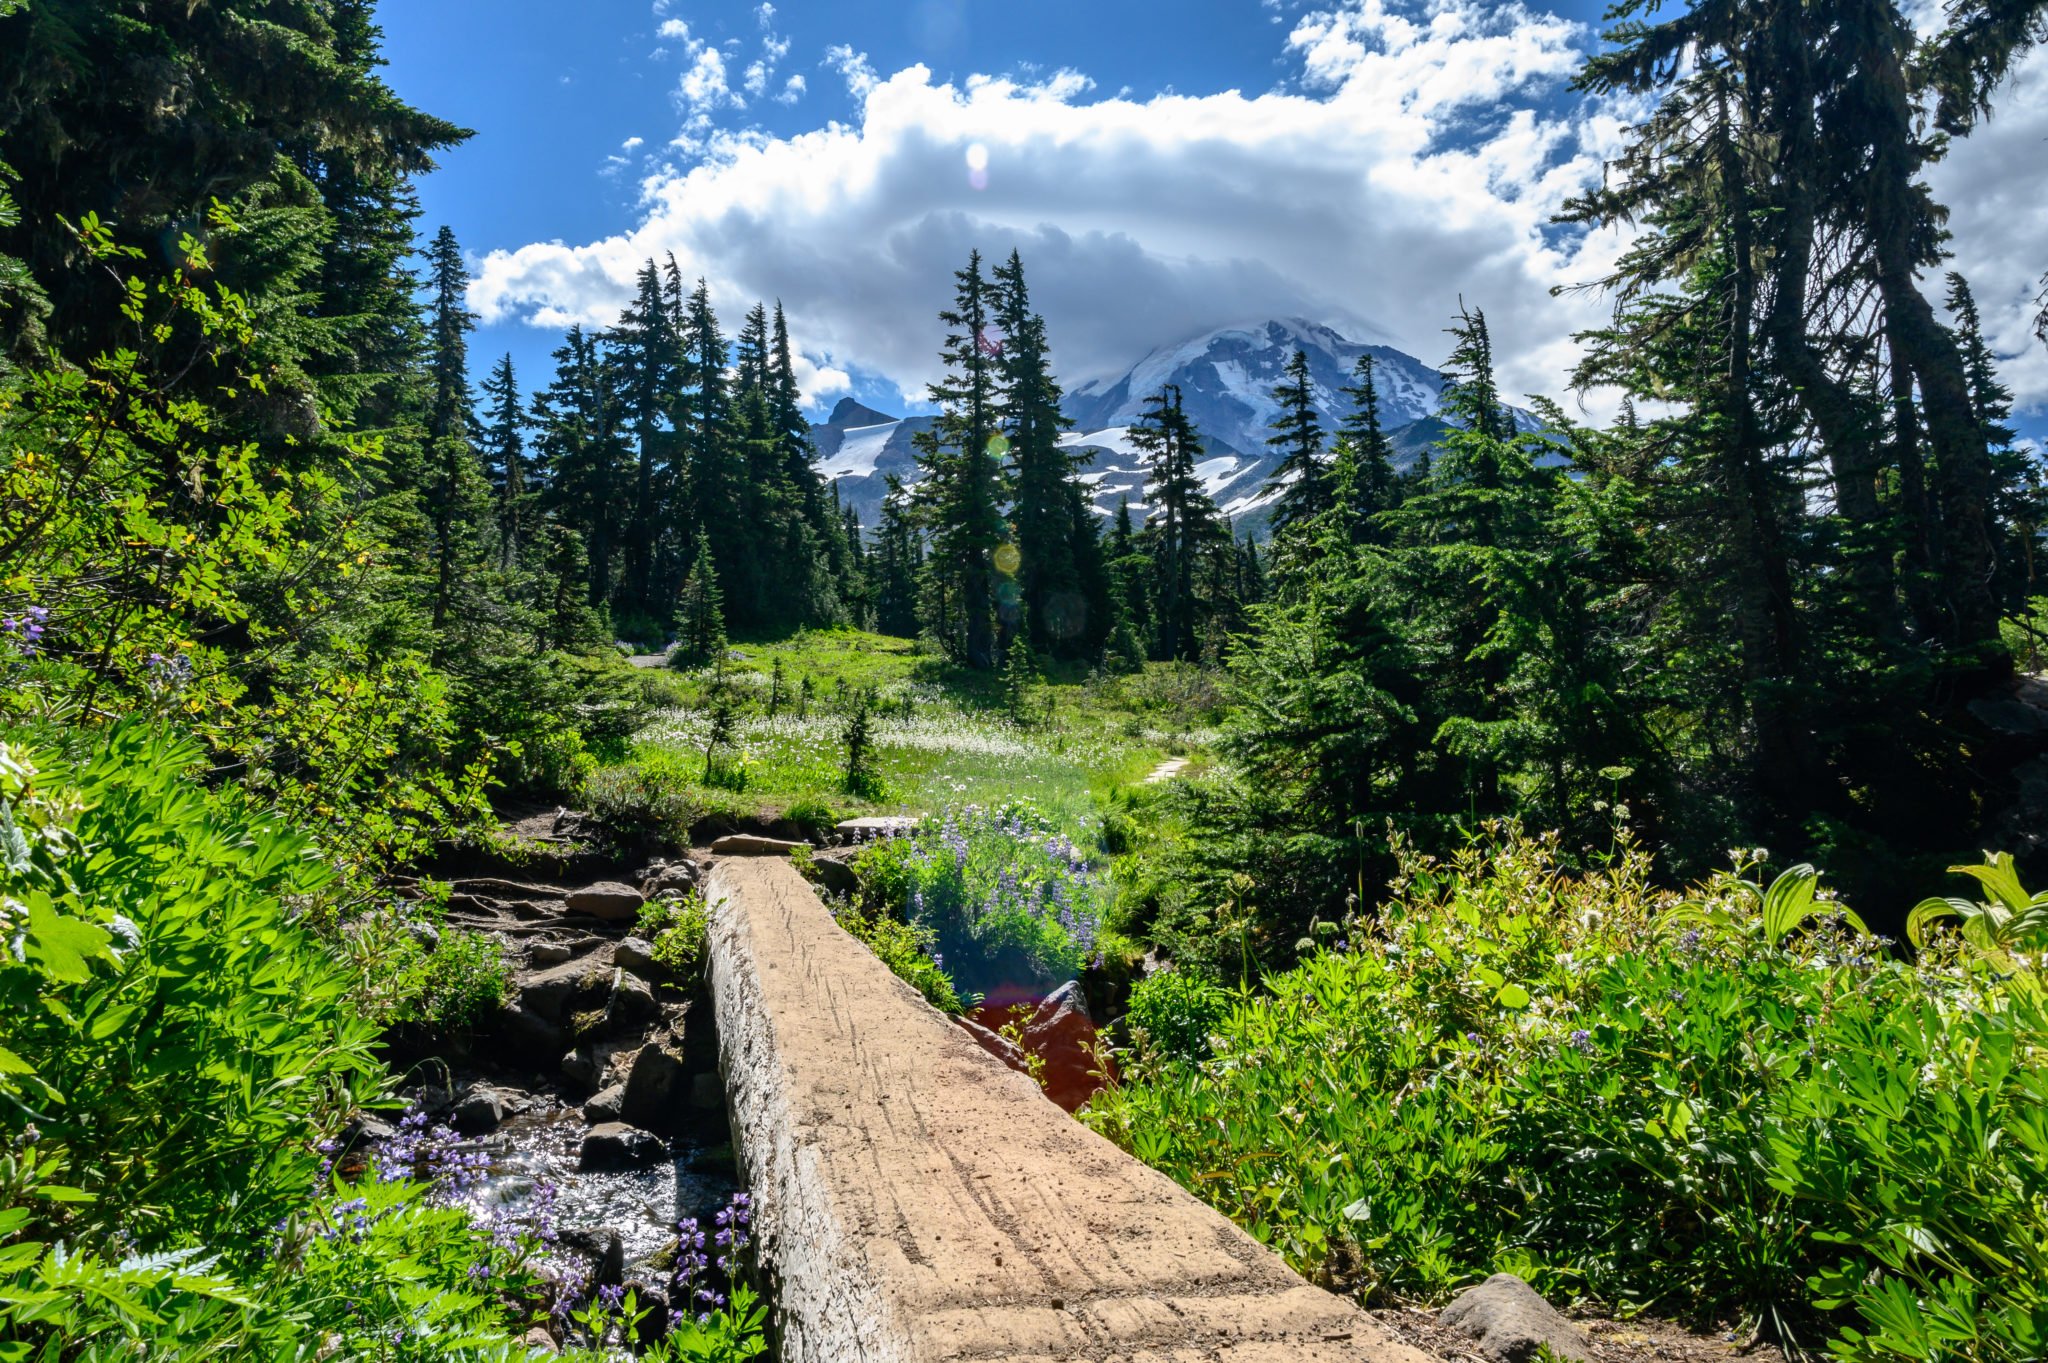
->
xmin=965 ymin=142 xmax=990 ymax=190
xmin=994 ymin=543 xmax=1022 ymax=576
xmin=986 ymin=433 xmax=1010 ymax=458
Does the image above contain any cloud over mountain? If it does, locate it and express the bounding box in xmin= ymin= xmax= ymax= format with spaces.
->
xmin=470 ymin=0 xmax=2048 ymax=421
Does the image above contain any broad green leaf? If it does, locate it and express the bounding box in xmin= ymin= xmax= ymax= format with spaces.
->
xmin=22 ymin=899 xmax=113 ymax=984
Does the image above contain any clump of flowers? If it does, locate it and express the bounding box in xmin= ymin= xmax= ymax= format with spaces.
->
xmin=853 ymin=800 xmax=1109 ymax=989
xmin=2 ymin=604 xmax=48 ymax=656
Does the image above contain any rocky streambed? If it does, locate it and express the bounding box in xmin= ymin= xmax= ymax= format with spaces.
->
xmin=353 ymin=840 xmax=740 ymax=1341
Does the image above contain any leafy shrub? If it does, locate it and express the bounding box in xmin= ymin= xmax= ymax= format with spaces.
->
xmin=830 ymin=901 xmax=967 ymax=1014
xmin=583 ymin=750 xmax=707 ymax=848
xmin=1088 ymin=828 xmax=2048 ymax=1362
xmin=0 ymin=722 xmax=545 ymax=1358
xmin=638 ymin=890 xmax=711 ymax=979
xmin=1125 ymin=966 xmax=1230 ymax=1061
xmin=852 ymin=801 xmax=1107 ymax=992
xmin=412 ymin=929 xmax=514 ymax=1028
xmin=782 ymin=794 xmax=838 ymax=838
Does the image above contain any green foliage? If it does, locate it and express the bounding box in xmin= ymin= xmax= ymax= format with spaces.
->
xmin=638 ymin=890 xmax=712 ymax=979
xmin=582 ymin=750 xmax=709 ymax=849
xmin=1907 ymin=853 xmax=2048 ymax=978
xmin=842 ymin=685 xmax=885 ymax=800
xmin=830 ymin=902 xmax=967 ymax=1015
xmin=1125 ymin=966 xmax=1231 ymax=1062
xmin=339 ymin=904 xmax=512 ymax=1032
xmin=1002 ymin=634 xmax=1037 ymax=721
xmin=0 ymin=723 xmax=544 ymax=1358
xmin=1090 ymin=829 xmax=2048 ymax=1362
xmin=781 ymin=794 xmax=837 ymax=837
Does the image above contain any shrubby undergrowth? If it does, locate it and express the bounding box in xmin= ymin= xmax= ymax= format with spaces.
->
xmin=1087 ymin=828 xmax=2048 ymax=1363
xmin=0 ymin=724 xmax=543 ymax=1358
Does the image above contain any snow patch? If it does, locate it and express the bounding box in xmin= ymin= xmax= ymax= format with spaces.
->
xmin=818 ymin=421 xmax=897 ymax=479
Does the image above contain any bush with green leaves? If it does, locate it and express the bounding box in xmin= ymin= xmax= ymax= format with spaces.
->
xmin=1086 ymin=828 xmax=2048 ymax=1362
xmin=851 ymin=801 xmax=1107 ymax=993
xmin=637 ymin=890 xmax=712 ymax=979
xmin=582 ymin=750 xmax=709 ymax=849
xmin=1124 ymin=966 xmax=1231 ymax=1062
xmin=829 ymin=901 xmax=967 ymax=1015
xmin=0 ymin=722 xmax=549 ymax=1359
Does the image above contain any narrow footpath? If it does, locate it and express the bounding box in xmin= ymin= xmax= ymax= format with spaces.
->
xmin=705 ymin=855 xmax=1435 ymax=1363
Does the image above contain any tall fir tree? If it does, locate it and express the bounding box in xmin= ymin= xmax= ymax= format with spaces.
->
xmin=420 ymin=226 xmax=491 ymax=643
xmin=1263 ymin=348 xmax=1330 ymax=535
xmin=911 ymin=250 xmax=1009 ymax=669
xmin=1131 ymin=385 xmax=1226 ymax=662
xmin=994 ymin=250 xmax=1101 ymax=656
xmin=479 ymin=355 xmax=532 ymax=571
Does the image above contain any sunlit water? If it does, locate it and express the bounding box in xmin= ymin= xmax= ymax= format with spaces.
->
xmin=444 ymin=1109 xmax=739 ymax=1270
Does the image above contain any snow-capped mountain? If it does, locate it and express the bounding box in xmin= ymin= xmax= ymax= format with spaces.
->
xmin=812 ymin=318 xmax=1496 ymax=532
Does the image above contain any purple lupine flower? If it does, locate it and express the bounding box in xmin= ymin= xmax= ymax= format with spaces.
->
xmin=1568 ymin=1029 xmax=1595 ymax=1055
xmin=598 ymin=1283 xmax=625 ymax=1309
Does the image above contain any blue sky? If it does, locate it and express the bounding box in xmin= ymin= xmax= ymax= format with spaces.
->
xmin=376 ymin=0 xmax=2048 ymax=427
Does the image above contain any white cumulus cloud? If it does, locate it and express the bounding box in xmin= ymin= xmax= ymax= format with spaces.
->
xmin=475 ymin=0 xmax=2048 ymax=419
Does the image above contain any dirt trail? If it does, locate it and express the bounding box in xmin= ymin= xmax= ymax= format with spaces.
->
xmin=704 ymin=855 xmax=1437 ymax=1363
xmin=1142 ymin=756 xmax=1189 ymax=784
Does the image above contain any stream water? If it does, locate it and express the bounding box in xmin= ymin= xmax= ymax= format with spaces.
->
xmin=445 ymin=1108 xmax=740 ymax=1271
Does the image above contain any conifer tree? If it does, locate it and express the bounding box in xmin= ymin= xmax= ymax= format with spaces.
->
xmin=1002 ymin=633 xmax=1037 ymax=722
xmin=1131 ymin=386 xmax=1225 ymax=661
xmin=1333 ymin=353 xmax=1398 ymax=543
xmin=677 ymin=279 xmax=738 ymax=581
xmin=607 ymin=260 xmax=678 ymax=619
xmin=420 ymin=225 xmax=491 ymax=641
xmin=478 ymin=354 xmax=532 ymax=570
xmin=1106 ymin=496 xmax=1152 ymax=650
xmin=872 ymin=476 xmax=923 ymax=638
xmin=535 ymin=326 xmax=629 ymax=607
xmin=672 ymin=537 xmax=728 ymax=670
xmin=1264 ymin=348 xmax=1330 ymax=535
xmin=911 ymin=251 xmax=1008 ymax=669
xmin=994 ymin=250 xmax=1098 ymax=656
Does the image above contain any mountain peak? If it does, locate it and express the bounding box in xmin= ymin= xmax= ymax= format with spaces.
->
xmin=827 ymin=396 xmax=896 ymax=427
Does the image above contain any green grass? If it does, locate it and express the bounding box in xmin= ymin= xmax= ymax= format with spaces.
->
xmin=624 ymin=627 xmax=1223 ymax=833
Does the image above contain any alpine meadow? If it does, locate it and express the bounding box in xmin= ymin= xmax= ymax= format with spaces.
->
xmin=4 ymin=2 xmax=2048 ymax=1362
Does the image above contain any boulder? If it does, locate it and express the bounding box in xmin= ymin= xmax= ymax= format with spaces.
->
xmin=519 ymin=957 xmax=611 ymax=1024
xmin=451 ymin=1084 xmax=529 ymax=1135
xmin=624 ymin=1278 xmax=671 ymax=1342
xmin=521 ymin=1326 xmax=558 ymax=1355
xmin=972 ymin=981 xmax=1113 ymax=1114
xmin=565 ymin=881 xmax=644 ymax=921
xmin=582 ymin=1083 xmax=626 ymax=1122
xmin=492 ymin=998 xmax=566 ymax=1054
xmin=529 ymin=941 xmax=575 ymax=967
xmin=620 ymin=1039 xmax=690 ymax=1131
xmin=637 ymin=859 xmax=700 ymax=897
xmin=613 ymin=936 xmax=663 ymax=979
xmin=1439 ymin=1274 xmax=1596 ymax=1363
xmin=605 ymin=972 xmax=661 ymax=1032
xmin=954 ymin=1016 xmax=1031 ymax=1075
xmin=562 ymin=1036 xmax=637 ymax=1092
xmin=805 ymin=850 xmax=860 ymax=899
xmin=709 ymin=834 xmax=810 ymax=857
xmin=580 ymin=1122 xmax=667 ymax=1170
